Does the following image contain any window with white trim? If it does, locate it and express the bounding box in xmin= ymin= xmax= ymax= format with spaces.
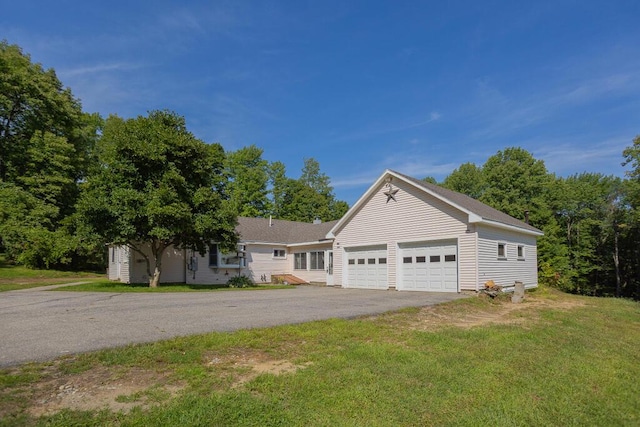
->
xmin=294 ymin=253 xmax=307 ymax=270
xmin=498 ymin=243 xmax=506 ymax=259
xmin=517 ymin=245 xmax=525 ymax=259
xmin=273 ymin=249 xmax=286 ymax=258
xmin=310 ymin=251 xmax=325 ymax=270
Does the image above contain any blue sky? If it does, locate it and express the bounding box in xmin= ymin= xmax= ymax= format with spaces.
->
xmin=3 ymin=1 xmax=640 ymax=204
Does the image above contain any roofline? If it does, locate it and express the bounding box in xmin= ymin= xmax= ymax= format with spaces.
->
xmin=287 ymin=240 xmax=334 ymax=248
xmin=473 ymin=219 xmax=544 ymax=236
xmin=327 ymin=169 xmax=543 ymax=238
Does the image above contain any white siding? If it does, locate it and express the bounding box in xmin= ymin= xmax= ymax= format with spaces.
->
xmin=128 ymin=245 xmax=185 ymax=284
xmin=477 ymin=225 xmax=538 ymax=289
xmin=186 ymin=249 xmax=239 ymax=285
xmin=458 ymin=228 xmax=478 ymax=291
xmin=333 ymin=179 xmax=468 ymax=289
xmin=242 ymin=245 xmax=289 ymax=283
xmin=108 ymin=245 xmax=130 ymax=282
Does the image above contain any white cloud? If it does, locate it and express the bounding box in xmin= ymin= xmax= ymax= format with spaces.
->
xmin=59 ymin=62 xmax=141 ymax=78
xmin=533 ymin=137 xmax=630 ymax=177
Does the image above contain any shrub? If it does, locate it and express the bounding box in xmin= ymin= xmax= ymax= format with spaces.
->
xmin=227 ymin=275 xmax=255 ymax=288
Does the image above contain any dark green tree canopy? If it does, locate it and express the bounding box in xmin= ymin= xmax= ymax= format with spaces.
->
xmin=441 ymin=162 xmax=485 ymax=200
xmin=226 ymin=145 xmax=271 ymax=217
xmin=78 ymin=110 xmax=237 ymax=286
xmin=0 ymin=41 xmax=101 ymax=268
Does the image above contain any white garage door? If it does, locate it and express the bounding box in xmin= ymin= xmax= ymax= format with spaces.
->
xmin=345 ymin=246 xmax=388 ymax=290
xmin=400 ymin=241 xmax=458 ymax=292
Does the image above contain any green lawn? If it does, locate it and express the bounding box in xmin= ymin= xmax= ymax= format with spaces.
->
xmin=1 ymin=288 xmax=638 ymax=426
xmin=53 ymin=281 xmax=292 ymax=292
xmin=0 ymin=255 xmax=104 ymax=292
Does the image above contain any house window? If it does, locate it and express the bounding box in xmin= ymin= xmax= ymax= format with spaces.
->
xmin=368 ymin=258 xmax=376 ymax=264
xmin=517 ymin=245 xmax=525 ymax=259
xmin=378 ymin=258 xmax=387 ymax=264
xmin=348 ymin=259 xmax=355 ymax=265
xmin=294 ymin=253 xmax=307 ymax=270
xmin=403 ymin=257 xmax=412 ymax=263
xmin=111 ymin=247 xmax=115 ymax=262
xmin=358 ymin=259 xmax=365 ymax=264
xmin=210 ymin=244 xmax=246 ymax=268
xmin=273 ymin=249 xmax=286 ymax=258
xmin=310 ymin=251 xmax=325 ymax=270
xmin=416 ymin=256 xmax=426 ymax=263
xmin=209 ymin=244 xmax=219 ymax=267
xmin=430 ymin=255 xmax=440 ymax=263
xmin=498 ymin=243 xmax=506 ymax=259
xmin=445 ymin=254 xmax=456 ymax=262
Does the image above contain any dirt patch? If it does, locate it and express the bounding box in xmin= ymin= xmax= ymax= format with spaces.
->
xmin=409 ymin=294 xmax=587 ymax=331
xmin=204 ymin=349 xmax=311 ymax=387
xmin=27 ymin=366 xmax=183 ymax=417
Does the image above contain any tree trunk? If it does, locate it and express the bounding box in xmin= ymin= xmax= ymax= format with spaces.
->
xmin=148 ymin=241 xmax=166 ymax=288
xmin=149 ymin=264 xmax=161 ymax=288
xmin=613 ymin=230 xmax=621 ymax=297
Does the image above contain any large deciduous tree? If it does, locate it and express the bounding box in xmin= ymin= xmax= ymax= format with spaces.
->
xmin=0 ymin=41 xmax=101 ymax=268
xmin=78 ymin=110 xmax=237 ymax=287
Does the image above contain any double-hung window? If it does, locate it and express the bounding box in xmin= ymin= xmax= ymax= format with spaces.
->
xmin=310 ymin=251 xmax=325 ymax=270
xmin=498 ymin=243 xmax=507 ymax=259
xmin=294 ymin=253 xmax=307 ymax=270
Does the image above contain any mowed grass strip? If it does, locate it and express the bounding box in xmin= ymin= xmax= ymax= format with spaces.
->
xmin=52 ymin=281 xmax=293 ymax=292
xmin=1 ymin=289 xmax=638 ymax=426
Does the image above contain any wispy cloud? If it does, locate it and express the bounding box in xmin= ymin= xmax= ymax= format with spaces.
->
xmin=534 ymin=136 xmax=630 ymax=177
xmin=60 ymin=62 xmax=141 ymax=78
xmin=466 ymin=48 xmax=640 ymax=141
xmin=335 ymin=110 xmax=443 ymax=143
xmin=332 ymin=152 xmax=457 ymax=189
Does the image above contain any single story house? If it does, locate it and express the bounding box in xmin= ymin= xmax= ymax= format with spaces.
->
xmin=109 ymin=169 xmax=543 ymax=292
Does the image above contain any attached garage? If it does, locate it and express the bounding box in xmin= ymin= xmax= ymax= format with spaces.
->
xmin=398 ymin=241 xmax=458 ymax=292
xmin=327 ymin=169 xmax=543 ymax=292
xmin=345 ymin=246 xmax=388 ymax=289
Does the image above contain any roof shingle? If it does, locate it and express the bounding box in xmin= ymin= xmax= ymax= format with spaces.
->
xmin=237 ymin=217 xmax=338 ymax=244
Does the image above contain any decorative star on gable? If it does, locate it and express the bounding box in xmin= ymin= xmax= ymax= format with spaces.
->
xmin=383 ymin=184 xmax=399 ymax=203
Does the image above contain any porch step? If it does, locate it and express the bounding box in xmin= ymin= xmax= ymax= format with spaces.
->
xmin=271 ymin=274 xmax=308 ymax=285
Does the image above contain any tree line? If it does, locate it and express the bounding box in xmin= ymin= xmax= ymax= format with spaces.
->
xmin=435 ymin=145 xmax=640 ymax=299
xmin=1 ymin=41 xmax=638 ymax=297
xmin=0 ymin=41 xmax=347 ymax=282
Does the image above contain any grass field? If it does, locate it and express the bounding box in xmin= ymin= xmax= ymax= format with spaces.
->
xmin=0 ymin=256 xmax=104 ymax=292
xmin=1 ymin=287 xmax=638 ymax=426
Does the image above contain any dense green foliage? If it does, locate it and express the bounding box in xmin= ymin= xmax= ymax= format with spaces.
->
xmin=225 ymin=145 xmax=271 ymax=217
xmin=439 ymin=146 xmax=640 ymax=299
xmin=1 ymin=291 xmax=638 ymax=424
xmin=0 ymin=41 xmax=102 ymax=269
xmin=227 ymin=153 xmax=349 ymax=223
xmin=77 ymin=111 xmax=238 ymax=287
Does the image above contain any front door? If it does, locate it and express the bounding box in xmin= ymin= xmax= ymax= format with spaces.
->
xmin=326 ymin=250 xmax=334 ymax=286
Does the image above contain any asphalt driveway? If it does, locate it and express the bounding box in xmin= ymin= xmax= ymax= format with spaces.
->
xmin=0 ymin=285 xmax=467 ymax=367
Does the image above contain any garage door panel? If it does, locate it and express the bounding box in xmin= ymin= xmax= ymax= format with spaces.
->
xmin=400 ymin=241 xmax=458 ymax=292
xmin=345 ymin=247 xmax=388 ymax=290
